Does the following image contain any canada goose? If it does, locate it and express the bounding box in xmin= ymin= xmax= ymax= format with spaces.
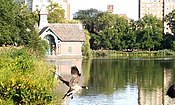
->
xmin=166 ymin=85 xmax=175 ymax=98
xmin=56 ymin=66 xmax=88 ymax=99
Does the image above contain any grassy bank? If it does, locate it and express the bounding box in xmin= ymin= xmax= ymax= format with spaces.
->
xmin=92 ymin=49 xmax=175 ymax=58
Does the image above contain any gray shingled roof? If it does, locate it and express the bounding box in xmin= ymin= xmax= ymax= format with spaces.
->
xmin=39 ymin=23 xmax=85 ymax=42
xmin=42 ymin=23 xmax=85 ymax=42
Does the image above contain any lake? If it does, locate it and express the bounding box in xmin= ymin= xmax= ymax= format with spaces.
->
xmin=52 ymin=57 xmax=175 ymax=105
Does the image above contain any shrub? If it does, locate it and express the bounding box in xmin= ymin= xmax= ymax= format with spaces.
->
xmin=0 ymin=47 xmax=55 ymax=104
xmin=82 ymin=30 xmax=92 ymax=59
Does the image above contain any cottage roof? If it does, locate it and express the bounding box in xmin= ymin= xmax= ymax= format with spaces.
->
xmin=39 ymin=23 xmax=85 ymax=42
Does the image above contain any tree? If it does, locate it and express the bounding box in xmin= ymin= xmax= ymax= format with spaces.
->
xmin=165 ymin=10 xmax=175 ymax=35
xmin=96 ymin=12 xmax=129 ymax=50
xmin=47 ymin=1 xmax=65 ymax=23
xmin=82 ymin=30 xmax=92 ymax=58
xmin=74 ymin=10 xmax=130 ymax=50
xmin=0 ymin=0 xmax=19 ymax=46
xmin=90 ymin=33 xmax=101 ymax=50
xmin=120 ymin=26 xmax=137 ymax=51
xmin=73 ymin=8 xmax=102 ymax=34
xmin=96 ymin=12 xmax=118 ymax=50
xmin=136 ymin=15 xmax=163 ymax=51
xmin=16 ymin=4 xmax=38 ymax=45
xmin=0 ymin=0 xmax=48 ymax=57
xmin=161 ymin=33 xmax=174 ymax=49
xmin=163 ymin=10 xmax=175 ymax=50
xmin=16 ymin=4 xmax=48 ymax=57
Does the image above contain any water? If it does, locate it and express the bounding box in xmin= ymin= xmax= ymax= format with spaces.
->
xmin=53 ymin=57 xmax=175 ymax=105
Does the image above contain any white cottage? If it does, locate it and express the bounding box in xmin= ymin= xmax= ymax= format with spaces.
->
xmin=38 ymin=5 xmax=85 ymax=58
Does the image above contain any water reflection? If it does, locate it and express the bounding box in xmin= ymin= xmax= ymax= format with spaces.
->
xmin=51 ymin=58 xmax=175 ymax=105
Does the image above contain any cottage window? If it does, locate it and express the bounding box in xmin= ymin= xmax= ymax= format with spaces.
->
xmin=68 ymin=46 xmax=72 ymax=53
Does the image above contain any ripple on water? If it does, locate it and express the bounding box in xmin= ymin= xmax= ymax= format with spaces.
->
xmin=67 ymin=85 xmax=138 ymax=105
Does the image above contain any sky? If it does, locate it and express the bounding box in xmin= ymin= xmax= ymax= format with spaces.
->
xmin=69 ymin=0 xmax=139 ymax=20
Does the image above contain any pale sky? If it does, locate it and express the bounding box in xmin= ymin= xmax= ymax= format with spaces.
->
xmin=69 ymin=0 xmax=139 ymax=20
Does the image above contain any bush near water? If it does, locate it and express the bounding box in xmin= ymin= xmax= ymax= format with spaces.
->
xmin=92 ymin=49 xmax=175 ymax=57
xmin=0 ymin=47 xmax=55 ymax=104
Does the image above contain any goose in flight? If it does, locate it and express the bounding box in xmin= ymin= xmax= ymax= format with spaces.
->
xmin=57 ymin=65 xmax=88 ymax=99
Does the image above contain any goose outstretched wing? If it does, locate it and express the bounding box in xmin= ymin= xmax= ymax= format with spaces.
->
xmin=52 ymin=71 xmax=70 ymax=87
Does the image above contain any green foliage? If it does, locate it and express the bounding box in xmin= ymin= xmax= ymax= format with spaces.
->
xmin=47 ymin=1 xmax=65 ymax=23
xmin=161 ymin=33 xmax=174 ymax=49
xmin=91 ymin=12 xmax=129 ymax=50
xmin=74 ymin=9 xmax=130 ymax=50
xmin=0 ymin=0 xmax=20 ymax=46
xmin=15 ymin=4 xmax=48 ymax=57
xmin=25 ymin=31 xmax=49 ymax=58
xmin=159 ymin=49 xmax=175 ymax=55
xmin=0 ymin=78 xmax=52 ymax=105
xmin=74 ymin=9 xmax=166 ymax=51
xmin=92 ymin=50 xmax=111 ymax=57
xmin=165 ymin=10 xmax=175 ymax=35
xmin=0 ymin=48 xmax=34 ymax=74
xmin=0 ymin=0 xmax=48 ymax=57
xmin=120 ymin=20 xmax=137 ymax=50
xmin=0 ymin=48 xmax=55 ymax=104
xmin=98 ymin=13 xmax=129 ymax=50
xmin=90 ymin=33 xmax=101 ymax=50
xmin=16 ymin=4 xmax=38 ymax=45
xmin=73 ymin=8 xmax=102 ymax=34
xmin=136 ymin=15 xmax=163 ymax=51
xmin=92 ymin=50 xmax=168 ymax=57
xmin=82 ymin=30 xmax=92 ymax=59
xmin=163 ymin=10 xmax=175 ymax=51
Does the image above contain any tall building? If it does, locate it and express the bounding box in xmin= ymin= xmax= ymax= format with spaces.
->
xmin=139 ymin=0 xmax=175 ymax=20
xmin=22 ymin=0 xmax=70 ymax=20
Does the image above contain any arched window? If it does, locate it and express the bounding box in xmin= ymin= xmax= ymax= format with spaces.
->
xmin=68 ymin=46 xmax=72 ymax=53
xmin=44 ymin=35 xmax=56 ymax=55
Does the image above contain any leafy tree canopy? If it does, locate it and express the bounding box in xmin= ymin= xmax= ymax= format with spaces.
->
xmin=74 ymin=9 xmax=165 ymax=51
xmin=47 ymin=1 xmax=65 ymax=23
xmin=96 ymin=12 xmax=129 ymax=50
xmin=165 ymin=10 xmax=175 ymax=35
xmin=73 ymin=8 xmax=102 ymax=34
xmin=0 ymin=0 xmax=19 ymax=45
xmin=136 ymin=15 xmax=163 ymax=51
xmin=0 ymin=0 xmax=48 ymax=57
